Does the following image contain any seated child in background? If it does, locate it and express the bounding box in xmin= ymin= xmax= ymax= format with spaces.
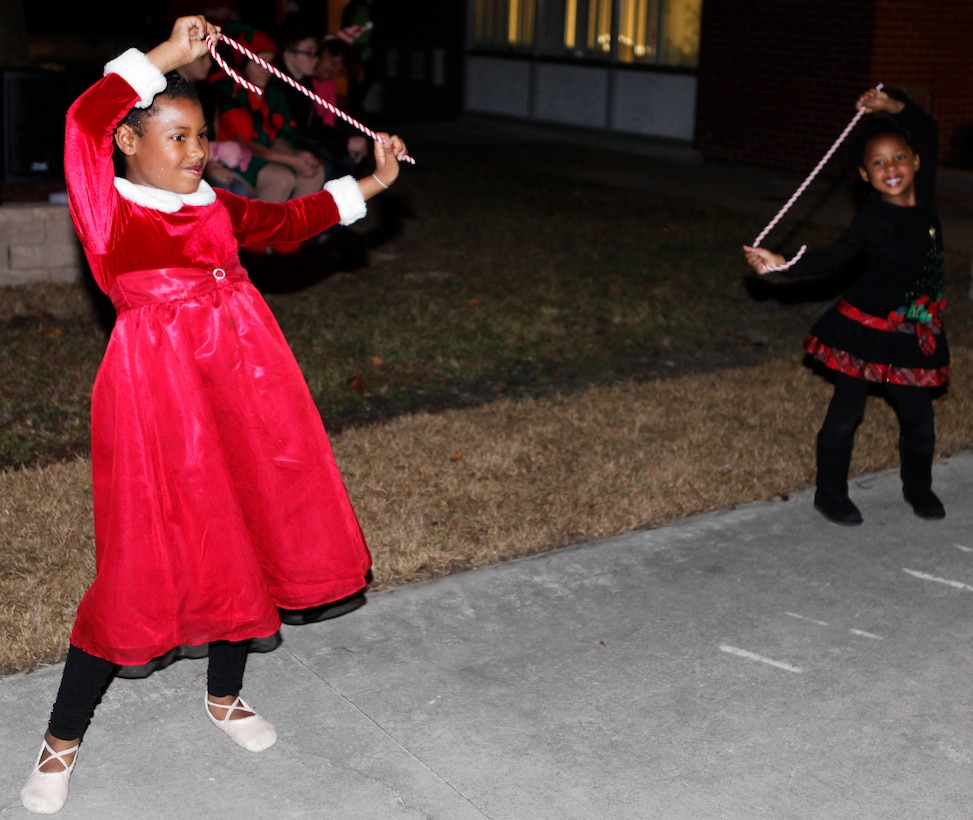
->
xmin=309 ymin=36 xmax=369 ymax=178
xmin=274 ymin=30 xmax=368 ymax=180
xmin=274 ymin=23 xmax=321 ymax=131
xmin=212 ymin=23 xmax=325 ymax=202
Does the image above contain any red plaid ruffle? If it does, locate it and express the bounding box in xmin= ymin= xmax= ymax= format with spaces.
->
xmin=804 ymin=335 xmax=950 ymax=387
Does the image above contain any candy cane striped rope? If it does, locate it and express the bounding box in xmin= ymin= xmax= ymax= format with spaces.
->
xmin=206 ymin=33 xmax=415 ymax=165
xmin=753 ymin=82 xmax=883 ymax=271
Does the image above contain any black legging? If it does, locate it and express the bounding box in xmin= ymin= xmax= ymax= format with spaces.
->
xmin=818 ymin=372 xmax=934 ymax=450
xmin=48 ymin=640 xmax=251 ymax=741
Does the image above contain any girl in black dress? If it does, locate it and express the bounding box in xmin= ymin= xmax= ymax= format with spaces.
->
xmin=744 ymin=88 xmax=948 ymax=526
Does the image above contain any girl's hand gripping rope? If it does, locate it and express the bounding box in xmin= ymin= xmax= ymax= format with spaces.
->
xmin=742 ymin=245 xmax=787 ymax=276
xmin=363 ymin=133 xmax=408 ymax=199
xmin=149 ymin=16 xmax=221 ymax=75
xmin=855 ymin=87 xmax=903 ymax=116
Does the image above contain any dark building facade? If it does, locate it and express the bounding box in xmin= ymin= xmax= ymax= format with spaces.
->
xmin=694 ymin=0 xmax=973 ymax=173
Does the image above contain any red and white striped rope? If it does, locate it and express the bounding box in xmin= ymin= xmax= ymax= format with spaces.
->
xmin=206 ymin=33 xmax=415 ymax=165
xmin=333 ymin=22 xmax=372 ymax=45
xmin=753 ymin=82 xmax=883 ymax=271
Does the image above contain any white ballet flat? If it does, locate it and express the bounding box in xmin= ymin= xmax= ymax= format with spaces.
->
xmin=205 ymin=695 xmax=277 ymax=752
xmin=21 ymin=738 xmax=80 ymax=815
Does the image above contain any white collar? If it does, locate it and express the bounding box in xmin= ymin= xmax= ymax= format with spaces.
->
xmin=114 ymin=177 xmax=217 ymax=212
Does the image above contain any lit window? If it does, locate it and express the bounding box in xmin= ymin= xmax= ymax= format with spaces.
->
xmin=472 ymin=0 xmax=701 ymax=68
xmin=473 ymin=0 xmax=536 ymax=48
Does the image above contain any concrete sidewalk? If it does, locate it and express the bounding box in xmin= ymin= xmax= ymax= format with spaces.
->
xmin=5 ymin=451 xmax=973 ymax=818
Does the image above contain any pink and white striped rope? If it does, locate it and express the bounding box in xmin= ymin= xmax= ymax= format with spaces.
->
xmin=206 ymin=33 xmax=415 ymax=165
xmin=753 ymin=83 xmax=883 ymax=271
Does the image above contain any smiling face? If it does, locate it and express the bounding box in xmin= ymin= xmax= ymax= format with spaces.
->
xmin=114 ymin=96 xmax=209 ymax=194
xmin=859 ymin=133 xmax=920 ymax=206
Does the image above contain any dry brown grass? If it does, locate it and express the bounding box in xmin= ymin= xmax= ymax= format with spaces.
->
xmin=1 ymin=458 xmax=95 ymax=674
xmin=5 ymin=347 xmax=973 ymax=676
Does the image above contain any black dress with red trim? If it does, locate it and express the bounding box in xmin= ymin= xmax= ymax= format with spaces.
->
xmin=780 ymin=196 xmax=949 ymax=388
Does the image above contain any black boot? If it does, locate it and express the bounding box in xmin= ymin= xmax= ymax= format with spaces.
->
xmin=814 ymin=436 xmax=863 ymax=526
xmin=900 ymin=434 xmax=945 ymax=520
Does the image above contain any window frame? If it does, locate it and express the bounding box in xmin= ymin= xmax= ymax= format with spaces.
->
xmin=469 ymin=0 xmax=701 ymax=70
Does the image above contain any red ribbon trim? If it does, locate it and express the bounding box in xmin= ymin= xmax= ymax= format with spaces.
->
xmin=836 ymin=299 xmax=940 ymax=355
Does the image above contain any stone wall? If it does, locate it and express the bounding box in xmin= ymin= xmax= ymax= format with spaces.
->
xmin=0 ymin=204 xmax=84 ymax=286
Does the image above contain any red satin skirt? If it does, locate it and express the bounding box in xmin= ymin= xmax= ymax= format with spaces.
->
xmin=71 ymin=265 xmax=371 ymax=666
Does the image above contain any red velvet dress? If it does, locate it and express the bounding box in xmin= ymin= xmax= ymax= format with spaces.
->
xmin=65 ymin=62 xmax=371 ymax=666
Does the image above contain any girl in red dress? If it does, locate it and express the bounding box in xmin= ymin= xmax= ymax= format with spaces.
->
xmin=21 ymin=16 xmax=407 ymax=814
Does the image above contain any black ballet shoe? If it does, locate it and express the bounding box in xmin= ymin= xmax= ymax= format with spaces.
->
xmin=903 ymin=489 xmax=946 ymax=520
xmin=813 ymin=491 xmax=863 ymax=526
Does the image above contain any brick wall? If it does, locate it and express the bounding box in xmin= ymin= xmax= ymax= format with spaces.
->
xmin=0 ymin=204 xmax=84 ymax=285
xmin=870 ymin=0 xmax=973 ymax=168
xmin=694 ymin=0 xmax=973 ymax=174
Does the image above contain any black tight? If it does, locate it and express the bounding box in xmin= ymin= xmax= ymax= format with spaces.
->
xmin=47 ymin=641 xmax=250 ymax=741
xmin=47 ymin=645 xmax=115 ymax=742
xmin=207 ymin=639 xmax=251 ymax=698
xmin=818 ymin=373 xmax=934 ymax=450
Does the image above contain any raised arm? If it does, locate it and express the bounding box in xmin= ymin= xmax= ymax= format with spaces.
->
xmin=65 ymin=16 xmax=220 ymax=270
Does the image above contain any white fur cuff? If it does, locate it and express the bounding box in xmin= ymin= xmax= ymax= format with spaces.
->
xmin=324 ymin=176 xmax=367 ymax=226
xmin=104 ymin=48 xmax=167 ymax=108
